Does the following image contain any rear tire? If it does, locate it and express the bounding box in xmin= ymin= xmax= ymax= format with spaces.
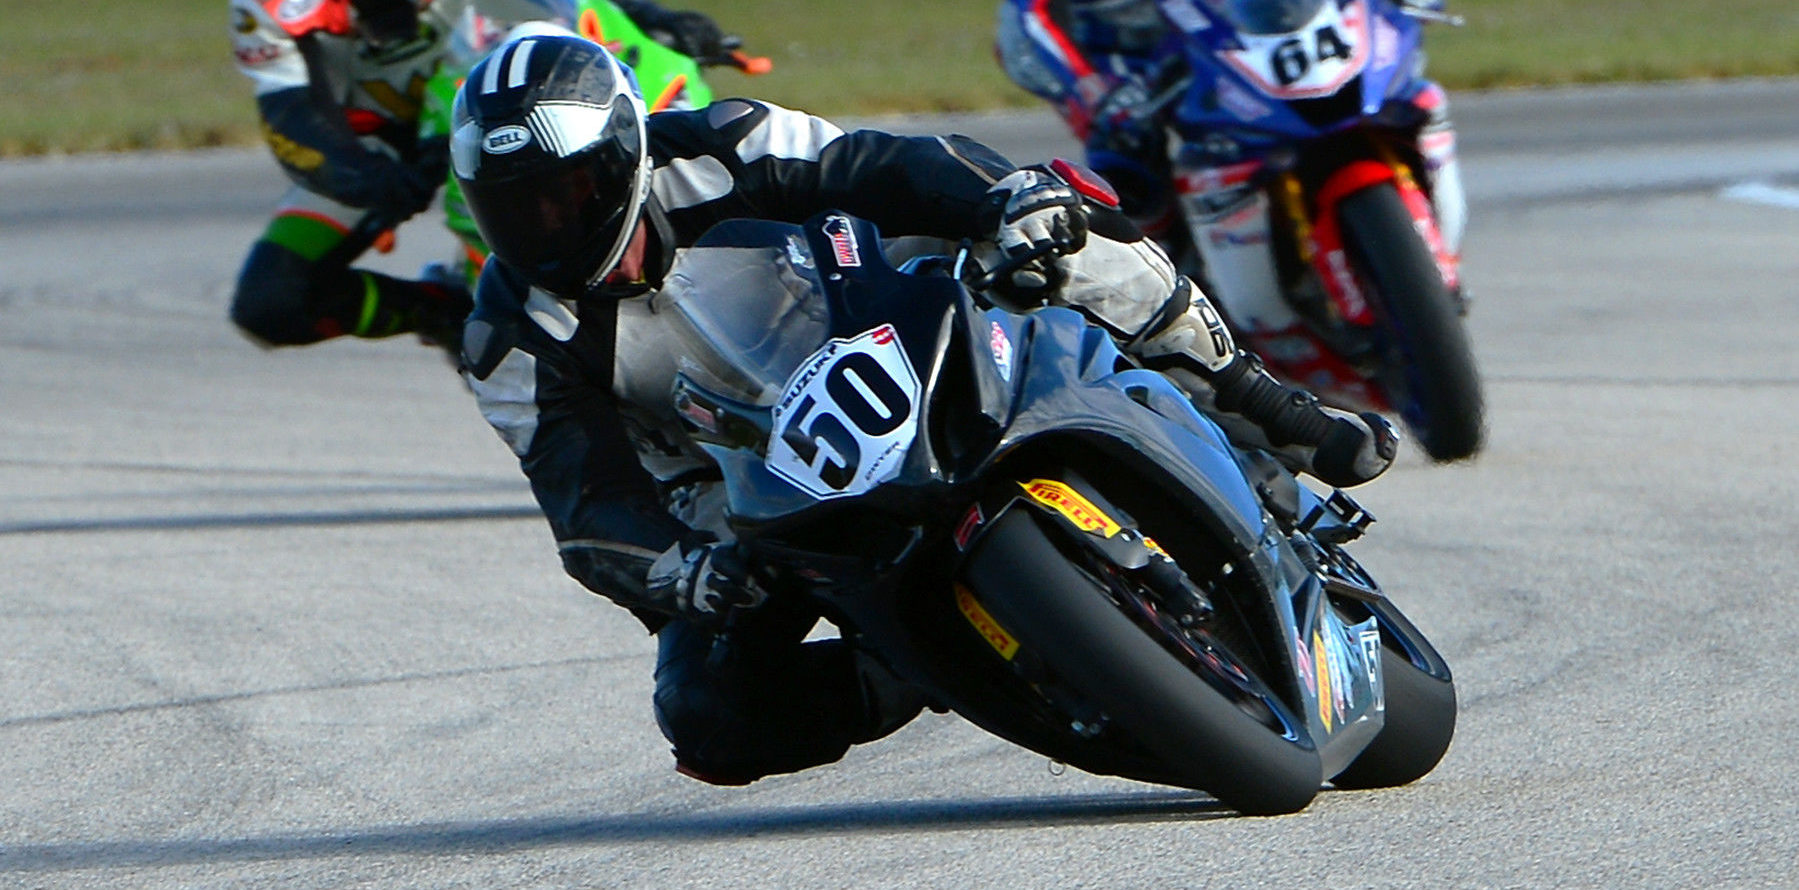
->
xmin=1338 ymin=183 xmax=1485 ymax=461
xmin=1329 ymin=642 xmax=1457 ymax=789
xmin=961 ymin=509 xmax=1322 ymax=815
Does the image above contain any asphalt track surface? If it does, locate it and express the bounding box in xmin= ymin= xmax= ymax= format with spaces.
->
xmin=4 ymin=79 xmax=1799 ymax=888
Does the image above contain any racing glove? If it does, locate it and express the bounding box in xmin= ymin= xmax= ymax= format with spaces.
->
xmin=621 ymin=1 xmax=729 ymax=59
xmin=645 ymin=539 xmax=769 ymax=629
xmin=1087 ymin=73 xmax=1156 ymax=156
xmin=981 ymin=167 xmax=1091 ymax=297
xmin=344 ymin=152 xmax=440 ymax=222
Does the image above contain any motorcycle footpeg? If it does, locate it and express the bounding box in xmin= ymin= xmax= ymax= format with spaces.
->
xmin=1298 ymin=490 xmax=1376 ymax=544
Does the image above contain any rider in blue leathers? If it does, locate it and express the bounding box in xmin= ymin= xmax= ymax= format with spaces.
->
xmin=996 ymin=0 xmax=1184 ymax=238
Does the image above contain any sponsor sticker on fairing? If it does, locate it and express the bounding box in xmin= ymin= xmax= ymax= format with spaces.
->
xmin=953 ymin=504 xmax=985 ymax=551
xmin=766 ymin=325 xmax=920 ymax=500
xmin=988 ymin=321 xmax=1013 ymax=381
xmin=822 ymin=214 xmax=862 ymax=267
xmin=1359 ymin=627 xmax=1385 ymax=710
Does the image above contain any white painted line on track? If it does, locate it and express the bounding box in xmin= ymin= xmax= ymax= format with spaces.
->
xmin=1720 ymin=180 xmax=1799 ymax=210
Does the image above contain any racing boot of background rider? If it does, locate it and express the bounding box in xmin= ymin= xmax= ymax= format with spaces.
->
xmin=994 ymin=0 xmax=1183 ymax=240
xmin=228 ymin=0 xmax=472 ymax=356
xmin=984 ymin=163 xmax=1399 ymax=488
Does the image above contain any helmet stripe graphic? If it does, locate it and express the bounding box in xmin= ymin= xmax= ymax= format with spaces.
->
xmin=526 ymin=101 xmax=616 ymax=158
xmin=480 ymin=44 xmax=506 ymax=94
xmin=481 ymin=39 xmax=540 ymax=96
xmin=506 ymin=39 xmax=537 ymax=90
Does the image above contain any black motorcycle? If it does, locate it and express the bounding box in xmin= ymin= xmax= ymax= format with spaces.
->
xmin=657 ymin=211 xmax=1455 ymax=815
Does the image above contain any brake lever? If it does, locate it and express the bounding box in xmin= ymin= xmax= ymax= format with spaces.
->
xmin=958 ymin=240 xmax=1066 ymax=292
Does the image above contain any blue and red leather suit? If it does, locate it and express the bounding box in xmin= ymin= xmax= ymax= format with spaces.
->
xmin=995 ymin=0 xmax=1181 ymax=230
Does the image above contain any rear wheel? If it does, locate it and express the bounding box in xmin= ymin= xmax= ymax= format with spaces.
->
xmin=1338 ymin=183 xmax=1485 ymax=461
xmin=960 ymin=508 xmax=1322 ymax=815
xmin=1329 ymin=641 xmax=1457 ymax=789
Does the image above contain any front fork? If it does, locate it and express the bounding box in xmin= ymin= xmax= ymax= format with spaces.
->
xmin=1174 ymin=125 xmax=1465 ymax=409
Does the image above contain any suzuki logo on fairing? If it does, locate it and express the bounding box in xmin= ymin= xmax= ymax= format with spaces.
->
xmin=483 ymin=125 xmax=531 ymax=154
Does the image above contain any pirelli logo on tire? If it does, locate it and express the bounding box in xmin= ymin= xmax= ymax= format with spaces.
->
xmin=956 ymin=584 xmax=1019 ymax=661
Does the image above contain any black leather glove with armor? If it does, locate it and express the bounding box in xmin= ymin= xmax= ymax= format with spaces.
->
xmin=645 ymin=539 xmax=770 ymax=630
xmin=619 ymin=0 xmax=729 ymax=59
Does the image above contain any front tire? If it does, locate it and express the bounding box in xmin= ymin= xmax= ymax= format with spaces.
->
xmin=1329 ymin=641 xmax=1457 ymax=789
xmin=1338 ymin=183 xmax=1485 ymax=461
xmin=960 ymin=509 xmax=1322 ymax=815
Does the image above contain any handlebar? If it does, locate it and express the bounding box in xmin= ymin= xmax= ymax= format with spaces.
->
xmin=1397 ymin=0 xmax=1465 ymax=25
xmin=955 ymin=240 xmax=1068 ymax=292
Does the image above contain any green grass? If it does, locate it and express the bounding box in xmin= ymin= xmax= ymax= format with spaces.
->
xmin=0 ymin=0 xmax=248 ymax=154
xmin=1422 ymin=0 xmax=1799 ymax=88
xmin=3 ymin=0 xmax=1797 ymax=156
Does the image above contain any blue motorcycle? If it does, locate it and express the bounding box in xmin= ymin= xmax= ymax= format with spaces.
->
xmin=657 ymin=211 xmax=1456 ymax=814
xmin=1142 ymin=0 xmax=1481 ymax=460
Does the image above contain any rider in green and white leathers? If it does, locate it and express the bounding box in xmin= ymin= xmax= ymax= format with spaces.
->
xmin=226 ymin=0 xmax=724 ymax=350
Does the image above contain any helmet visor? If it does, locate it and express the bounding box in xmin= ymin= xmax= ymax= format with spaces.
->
xmin=462 ymin=133 xmax=642 ymax=295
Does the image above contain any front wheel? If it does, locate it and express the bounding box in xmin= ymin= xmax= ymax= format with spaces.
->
xmin=1330 ymin=641 xmax=1457 ymax=789
xmin=1338 ymin=183 xmax=1485 ymax=461
xmin=959 ymin=509 xmax=1322 ymax=815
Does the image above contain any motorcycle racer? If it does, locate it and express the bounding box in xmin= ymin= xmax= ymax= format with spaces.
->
xmin=447 ymin=35 xmax=1397 ymax=785
xmin=995 ymin=0 xmax=1184 ymax=237
xmin=225 ymin=0 xmax=726 ymax=354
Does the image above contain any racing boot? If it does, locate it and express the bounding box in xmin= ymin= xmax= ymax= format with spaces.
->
xmin=1051 ymin=227 xmax=1398 ymax=488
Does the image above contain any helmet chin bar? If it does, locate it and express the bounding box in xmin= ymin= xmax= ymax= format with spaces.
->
xmin=584 ymin=120 xmax=653 ymax=290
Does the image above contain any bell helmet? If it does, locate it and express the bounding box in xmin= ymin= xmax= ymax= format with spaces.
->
xmin=450 ymin=34 xmax=650 ymax=296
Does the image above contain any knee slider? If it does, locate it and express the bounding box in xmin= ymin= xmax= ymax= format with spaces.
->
xmin=651 ymin=626 xmax=856 ymax=784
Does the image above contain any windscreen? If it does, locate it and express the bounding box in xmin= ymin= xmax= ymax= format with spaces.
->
xmin=660 ymin=228 xmax=832 ymax=406
xmin=1212 ymin=0 xmax=1328 ymax=34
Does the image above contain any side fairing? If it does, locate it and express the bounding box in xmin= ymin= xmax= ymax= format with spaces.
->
xmin=984 ymin=306 xmax=1268 ymax=555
